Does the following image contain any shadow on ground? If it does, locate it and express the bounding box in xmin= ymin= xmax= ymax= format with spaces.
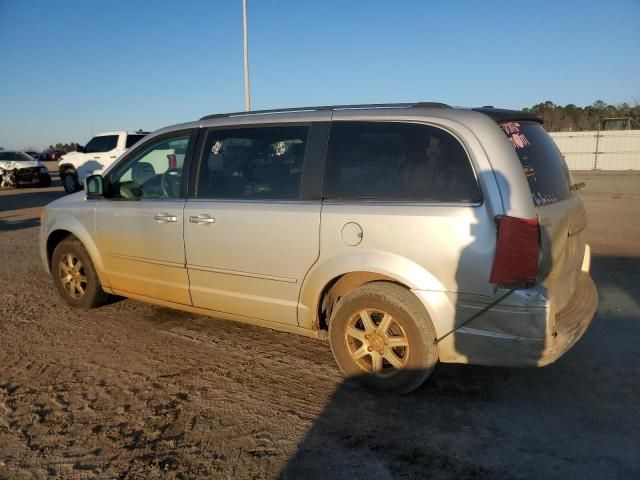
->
xmin=0 ymin=188 xmax=64 ymax=213
xmin=279 ymin=254 xmax=640 ymax=480
xmin=0 ymin=215 xmax=40 ymax=232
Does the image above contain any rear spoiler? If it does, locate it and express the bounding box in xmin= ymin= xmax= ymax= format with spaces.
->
xmin=472 ymin=107 xmax=543 ymax=125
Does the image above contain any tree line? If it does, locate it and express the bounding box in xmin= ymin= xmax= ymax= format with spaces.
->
xmin=35 ymin=100 xmax=639 ymax=150
xmin=523 ymin=100 xmax=640 ymax=131
xmin=46 ymin=142 xmax=82 ymax=153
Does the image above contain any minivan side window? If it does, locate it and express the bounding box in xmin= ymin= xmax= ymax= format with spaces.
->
xmin=323 ymin=122 xmax=481 ymax=202
xmin=197 ymin=125 xmax=309 ymax=200
xmin=107 ymin=135 xmax=190 ymax=200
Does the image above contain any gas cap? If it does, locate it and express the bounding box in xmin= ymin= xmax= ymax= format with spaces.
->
xmin=341 ymin=222 xmax=363 ymax=246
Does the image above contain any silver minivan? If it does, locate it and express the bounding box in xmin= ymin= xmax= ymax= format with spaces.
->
xmin=40 ymin=103 xmax=597 ymax=394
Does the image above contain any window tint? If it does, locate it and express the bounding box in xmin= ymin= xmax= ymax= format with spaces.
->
xmin=15 ymin=152 xmax=34 ymax=162
xmin=0 ymin=152 xmax=16 ymax=161
xmin=84 ymin=137 xmax=104 ymax=153
xmin=197 ymin=126 xmax=308 ymax=200
xmin=107 ymin=135 xmax=190 ymax=200
xmin=102 ymin=135 xmax=118 ymax=151
xmin=125 ymin=134 xmax=146 ymax=148
xmin=500 ymin=121 xmax=571 ymax=206
xmin=85 ymin=135 xmax=118 ymax=153
xmin=323 ymin=122 xmax=481 ymax=202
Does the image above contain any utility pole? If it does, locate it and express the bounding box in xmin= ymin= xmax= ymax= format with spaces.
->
xmin=242 ymin=0 xmax=251 ymax=111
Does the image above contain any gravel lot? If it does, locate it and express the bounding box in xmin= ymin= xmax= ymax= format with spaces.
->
xmin=1 ymin=168 xmax=639 ymax=479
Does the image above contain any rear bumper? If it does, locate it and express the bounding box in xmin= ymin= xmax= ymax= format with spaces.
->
xmin=435 ymin=263 xmax=597 ymax=368
xmin=537 ymin=272 xmax=597 ymax=366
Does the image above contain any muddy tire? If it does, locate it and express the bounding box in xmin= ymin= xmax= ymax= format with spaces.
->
xmin=61 ymin=171 xmax=80 ymax=194
xmin=51 ymin=237 xmax=109 ymax=309
xmin=328 ymin=282 xmax=438 ymax=395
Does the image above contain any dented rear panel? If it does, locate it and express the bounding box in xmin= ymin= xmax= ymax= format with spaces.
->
xmin=501 ymin=121 xmax=587 ymax=312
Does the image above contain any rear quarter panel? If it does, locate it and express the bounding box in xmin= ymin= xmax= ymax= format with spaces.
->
xmin=298 ymin=110 xmax=536 ymax=335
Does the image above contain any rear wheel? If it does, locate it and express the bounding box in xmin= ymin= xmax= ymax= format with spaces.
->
xmin=328 ymin=282 xmax=438 ymax=395
xmin=51 ymin=237 xmax=108 ymax=309
xmin=61 ymin=171 xmax=80 ymax=193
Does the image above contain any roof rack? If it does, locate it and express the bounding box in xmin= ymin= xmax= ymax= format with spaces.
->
xmin=200 ymin=102 xmax=451 ymax=121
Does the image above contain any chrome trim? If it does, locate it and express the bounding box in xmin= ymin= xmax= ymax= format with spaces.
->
xmin=186 ymin=264 xmax=297 ymax=284
xmin=322 ymin=199 xmax=482 ymax=207
xmin=107 ymin=252 xmax=184 ymax=269
xmin=457 ymin=326 xmax=543 ymax=342
xmin=154 ymin=214 xmax=178 ymax=223
xmin=187 ymin=198 xmax=320 ymax=205
xmin=189 ymin=215 xmax=215 ymax=224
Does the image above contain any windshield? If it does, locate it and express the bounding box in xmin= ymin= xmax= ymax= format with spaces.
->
xmin=500 ymin=121 xmax=571 ymax=207
xmin=16 ymin=152 xmax=35 ymax=162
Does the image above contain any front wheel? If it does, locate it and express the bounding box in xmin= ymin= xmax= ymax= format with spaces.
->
xmin=51 ymin=237 xmax=109 ymax=309
xmin=38 ymin=174 xmax=52 ymax=187
xmin=61 ymin=171 xmax=80 ymax=193
xmin=328 ymin=282 xmax=438 ymax=395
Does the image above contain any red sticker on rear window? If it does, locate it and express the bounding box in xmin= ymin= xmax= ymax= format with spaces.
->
xmin=500 ymin=122 xmax=531 ymax=150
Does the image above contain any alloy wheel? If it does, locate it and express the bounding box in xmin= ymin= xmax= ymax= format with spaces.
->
xmin=58 ymin=253 xmax=87 ymax=299
xmin=344 ymin=308 xmax=410 ymax=376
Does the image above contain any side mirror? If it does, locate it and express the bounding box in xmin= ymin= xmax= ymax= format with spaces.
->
xmin=76 ymin=146 xmax=86 ymax=153
xmin=85 ymin=174 xmax=104 ymax=198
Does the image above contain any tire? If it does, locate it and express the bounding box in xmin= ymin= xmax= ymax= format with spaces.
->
xmin=61 ymin=171 xmax=80 ymax=194
xmin=328 ymin=282 xmax=438 ymax=395
xmin=38 ymin=174 xmax=52 ymax=187
xmin=51 ymin=237 xmax=109 ymax=309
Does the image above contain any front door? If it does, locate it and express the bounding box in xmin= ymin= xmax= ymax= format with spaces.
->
xmin=95 ymin=132 xmax=194 ymax=304
xmin=184 ymin=124 xmax=321 ymax=325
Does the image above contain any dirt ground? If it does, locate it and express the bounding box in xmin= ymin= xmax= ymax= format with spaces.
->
xmin=1 ymin=167 xmax=639 ymax=479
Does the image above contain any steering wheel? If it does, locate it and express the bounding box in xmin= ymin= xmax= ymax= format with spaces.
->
xmin=161 ymin=168 xmax=182 ymax=198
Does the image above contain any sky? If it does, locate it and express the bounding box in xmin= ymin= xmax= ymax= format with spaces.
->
xmin=1 ymin=0 xmax=639 ymax=150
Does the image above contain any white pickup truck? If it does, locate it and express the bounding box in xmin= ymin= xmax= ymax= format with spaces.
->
xmin=58 ymin=131 xmax=147 ymax=193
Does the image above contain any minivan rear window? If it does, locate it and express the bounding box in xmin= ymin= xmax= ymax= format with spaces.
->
xmin=500 ymin=121 xmax=571 ymax=206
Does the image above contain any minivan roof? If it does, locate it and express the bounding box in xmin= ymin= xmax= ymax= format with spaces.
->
xmin=94 ymin=131 xmax=150 ymax=137
xmin=199 ymin=102 xmax=543 ymax=124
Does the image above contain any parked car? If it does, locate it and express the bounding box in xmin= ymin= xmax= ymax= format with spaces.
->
xmin=0 ymin=150 xmax=51 ymax=188
xmin=39 ymin=103 xmax=597 ymax=394
xmin=43 ymin=150 xmax=64 ymax=162
xmin=58 ymin=131 xmax=148 ymax=193
xmin=24 ymin=151 xmax=43 ymax=161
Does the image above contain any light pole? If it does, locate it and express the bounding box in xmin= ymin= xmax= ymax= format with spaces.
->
xmin=242 ymin=0 xmax=251 ymax=111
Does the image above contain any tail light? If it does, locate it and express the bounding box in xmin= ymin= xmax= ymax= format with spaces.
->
xmin=489 ymin=215 xmax=539 ymax=286
xmin=167 ymin=154 xmax=177 ymax=169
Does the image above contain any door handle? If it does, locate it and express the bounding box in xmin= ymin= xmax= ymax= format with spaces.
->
xmin=189 ymin=214 xmax=215 ymax=224
xmin=154 ymin=213 xmax=178 ymax=223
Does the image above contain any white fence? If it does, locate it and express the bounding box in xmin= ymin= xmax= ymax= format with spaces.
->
xmin=550 ymin=130 xmax=640 ymax=170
